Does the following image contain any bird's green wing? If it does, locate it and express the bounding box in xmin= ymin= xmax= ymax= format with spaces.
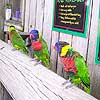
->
xmin=11 ymin=31 xmax=29 ymax=55
xmin=74 ymin=56 xmax=90 ymax=86
xmin=34 ymin=38 xmax=50 ymax=68
xmin=67 ymin=49 xmax=90 ymax=93
xmin=74 ymin=55 xmax=90 ymax=93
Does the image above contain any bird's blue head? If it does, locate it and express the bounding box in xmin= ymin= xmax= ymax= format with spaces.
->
xmin=55 ymin=41 xmax=61 ymax=54
xmin=29 ymin=30 xmax=39 ymax=40
xmin=54 ymin=41 xmax=70 ymax=56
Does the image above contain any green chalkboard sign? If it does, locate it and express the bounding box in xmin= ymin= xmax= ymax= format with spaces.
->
xmin=52 ymin=0 xmax=90 ymax=38
xmin=95 ymin=5 xmax=100 ymax=64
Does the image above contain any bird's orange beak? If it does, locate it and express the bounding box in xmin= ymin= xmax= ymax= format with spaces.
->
xmin=29 ymin=34 xmax=33 ymax=39
xmin=52 ymin=46 xmax=56 ymax=51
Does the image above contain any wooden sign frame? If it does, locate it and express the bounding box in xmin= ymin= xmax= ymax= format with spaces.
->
xmin=95 ymin=5 xmax=100 ymax=64
xmin=52 ymin=0 xmax=90 ymax=38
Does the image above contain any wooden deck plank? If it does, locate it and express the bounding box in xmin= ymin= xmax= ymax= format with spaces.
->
xmin=0 ymin=40 xmax=97 ymax=100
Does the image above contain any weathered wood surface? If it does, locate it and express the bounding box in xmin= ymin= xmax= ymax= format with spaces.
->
xmin=35 ymin=0 xmax=45 ymax=34
xmin=0 ymin=40 xmax=97 ymax=100
xmin=24 ymin=0 xmax=31 ymax=32
xmin=2 ymin=0 xmax=100 ymax=99
xmin=28 ymin=0 xmax=37 ymax=31
xmin=87 ymin=0 xmax=100 ymax=99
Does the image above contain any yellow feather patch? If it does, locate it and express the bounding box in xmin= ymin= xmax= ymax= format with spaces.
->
xmin=9 ymin=27 xmax=16 ymax=32
xmin=60 ymin=45 xmax=71 ymax=56
xmin=38 ymin=32 xmax=41 ymax=39
xmin=14 ymin=45 xmax=19 ymax=50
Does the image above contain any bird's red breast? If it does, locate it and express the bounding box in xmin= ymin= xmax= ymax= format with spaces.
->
xmin=32 ymin=40 xmax=42 ymax=51
xmin=61 ymin=56 xmax=78 ymax=73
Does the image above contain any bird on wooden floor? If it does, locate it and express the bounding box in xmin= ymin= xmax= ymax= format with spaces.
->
xmin=8 ymin=26 xmax=29 ymax=55
xmin=54 ymin=41 xmax=90 ymax=94
xmin=29 ymin=29 xmax=50 ymax=68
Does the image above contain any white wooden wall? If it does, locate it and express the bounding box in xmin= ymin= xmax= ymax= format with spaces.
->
xmin=24 ymin=0 xmax=100 ymax=100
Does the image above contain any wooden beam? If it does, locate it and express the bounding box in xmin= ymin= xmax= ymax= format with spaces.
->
xmin=0 ymin=40 xmax=97 ymax=100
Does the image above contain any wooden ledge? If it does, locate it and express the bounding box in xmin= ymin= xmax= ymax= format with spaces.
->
xmin=0 ymin=40 xmax=97 ymax=100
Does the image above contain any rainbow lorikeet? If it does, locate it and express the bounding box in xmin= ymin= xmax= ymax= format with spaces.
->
xmin=8 ymin=26 xmax=29 ymax=55
xmin=54 ymin=41 xmax=90 ymax=93
xmin=29 ymin=30 xmax=50 ymax=68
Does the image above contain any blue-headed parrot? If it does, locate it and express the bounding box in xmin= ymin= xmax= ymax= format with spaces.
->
xmin=54 ymin=41 xmax=90 ymax=93
xmin=29 ymin=30 xmax=50 ymax=68
xmin=8 ymin=26 xmax=29 ymax=55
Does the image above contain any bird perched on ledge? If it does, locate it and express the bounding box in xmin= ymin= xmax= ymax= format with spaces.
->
xmin=8 ymin=26 xmax=29 ymax=55
xmin=54 ymin=41 xmax=90 ymax=93
xmin=29 ymin=30 xmax=50 ymax=68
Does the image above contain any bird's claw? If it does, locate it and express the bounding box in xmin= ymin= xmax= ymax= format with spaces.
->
xmin=62 ymin=79 xmax=74 ymax=89
xmin=65 ymin=84 xmax=74 ymax=89
xmin=31 ymin=58 xmax=37 ymax=61
xmin=34 ymin=60 xmax=41 ymax=66
xmin=62 ymin=79 xmax=70 ymax=86
xmin=11 ymin=48 xmax=17 ymax=51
